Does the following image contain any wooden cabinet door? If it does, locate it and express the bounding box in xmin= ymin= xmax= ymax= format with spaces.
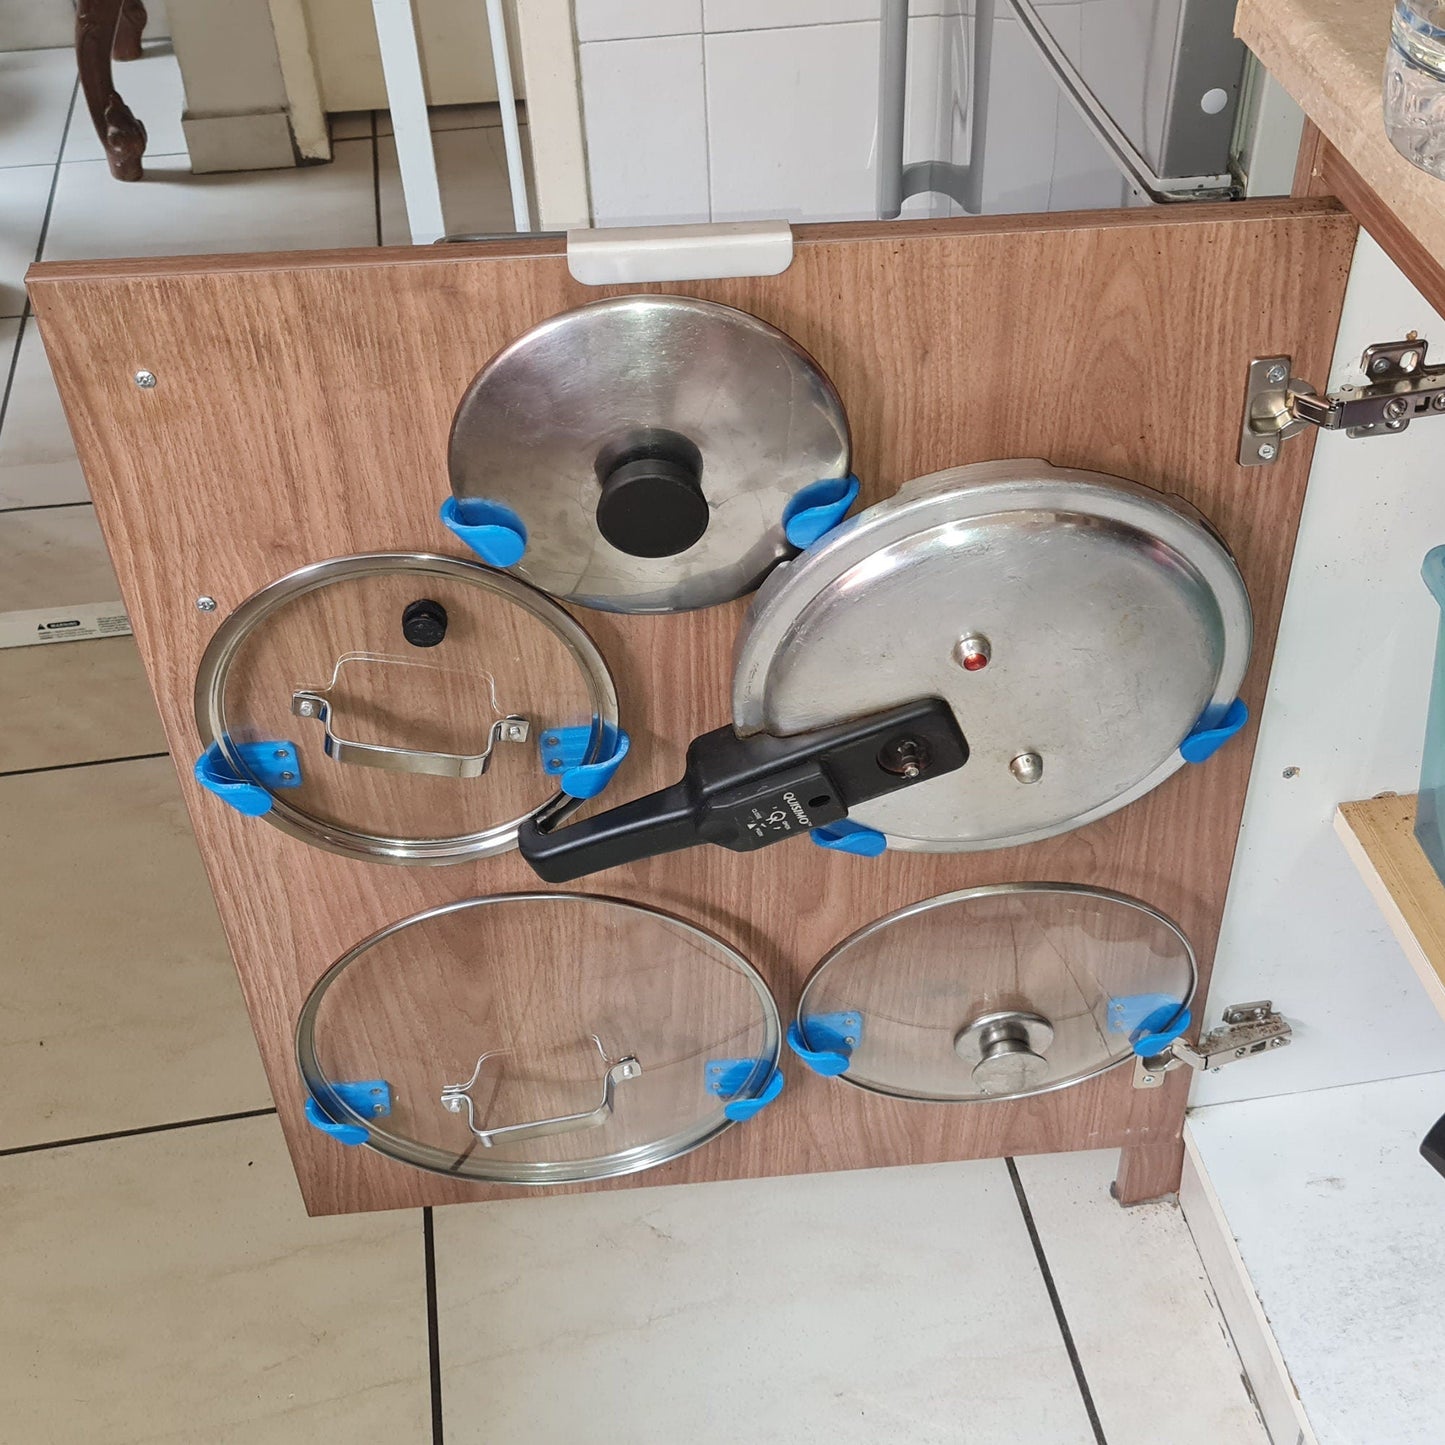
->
xmin=27 ymin=199 xmax=1355 ymax=1216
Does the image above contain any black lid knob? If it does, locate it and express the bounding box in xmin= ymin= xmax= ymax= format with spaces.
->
xmin=402 ymin=598 xmax=448 ymax=647
xmin=594 ymin=430 xmax=709 ymax=559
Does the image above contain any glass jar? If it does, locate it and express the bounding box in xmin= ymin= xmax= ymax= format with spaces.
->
xmin=1384 ymin=1 xmax=1445 ymax=179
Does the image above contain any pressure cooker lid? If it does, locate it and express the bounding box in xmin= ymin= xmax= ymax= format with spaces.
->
xmin=733 ymin=460 xmax=1252 ymax=851
xmin=795 ymin=883 xmax=1195 ymax=1102
xmin=195 ymin=554 xmax=619 ymax=864
xmin=448 ymin=296 xmax=851 ymax=613
xmin=296 ymin=894 xmax=782 ymax=1184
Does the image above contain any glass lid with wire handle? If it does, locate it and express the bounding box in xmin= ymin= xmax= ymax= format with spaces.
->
xmin=296 ymin=894 xmax=783 ymax=1185
xmin=793 ymin=883 xmax=1195 ymax=1103
xmin=193 ymin=554 xmax=620 ymax=864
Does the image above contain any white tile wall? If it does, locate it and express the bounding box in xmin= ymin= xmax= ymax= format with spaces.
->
xmin=704 ymin=0 xmax=878 ymax=29
xmin=1041 ymin=5 xmax=1128 ymax=211
xmin=704 ymin=0 xmax=1074 ymax=30
xmin=706 ymin=21 xmax=881 ymax=223
xmin=578 ymin=0 xmax=1134 ymax=227
xmin=579 ymin=34 xmax=710 ymax=226
xmin=577 ymin=0 xmax=701 ymax=42
xmin=979 ymin=15 xmax=1059 ymax=214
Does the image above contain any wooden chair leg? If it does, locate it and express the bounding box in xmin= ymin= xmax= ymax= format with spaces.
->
xmin=112 ymin=0 xmax=149 ymax=63
xmin=76 ymin=0 xmax=148 ymax=181
xmin=1112 ymin=1137 xmax=1186 ymax=1206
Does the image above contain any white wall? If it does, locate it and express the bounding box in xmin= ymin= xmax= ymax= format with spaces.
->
xmin=1195 ymin=229 xmax=1445 ymax=1105
xmin=573 ymin=0 xmax=1124 ymax=227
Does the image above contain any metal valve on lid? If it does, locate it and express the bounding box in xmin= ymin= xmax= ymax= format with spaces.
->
xmin=955 ymin=1010 xmax=1055 ymax=1094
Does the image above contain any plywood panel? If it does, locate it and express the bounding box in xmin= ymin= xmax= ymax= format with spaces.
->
xmin=1335 ymin=794 xmax=1445 ymax=1023
xmin=27 ymin=200 xmax=1356 ymax=1214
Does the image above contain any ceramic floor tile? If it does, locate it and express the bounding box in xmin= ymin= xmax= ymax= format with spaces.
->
xmin=435 ymin=1160 xmax=1098 ymax=1444
xmin=0 ymin=502 xmax=118 ymax=610
xmin=0 ymin=162 xmax=51 ymax=316
xmin=0 ymin=314 xmax=16 ymax=386
xmin=0 ymin=1114 xmax=431 ymax=1443
xmin=61 ymin=41 xmax=189 ymax=163
xmin=0 ymin=320 xmax=87 ymax=507
xmin=43 ymin=138 xmax=380 ymax=261
xmin=344 ymin=101 xmax=513 ymax=141
xmin=0 ymin=0 xmax=77 ymax=50
xmin=0 ymin=633 xmax=165 ymax=771
xmin=330 ymin=109 xmax=376 ymax=141
xmin=0 ymin=46 xmax=74 ymax=167
xmin=1014 ymin=1149 xmax=1269 ymax=1445
xmin=0 ymin=757 xmax=273 ymax=1147
xmin=379 ymin=125 xmax=528 ymax=243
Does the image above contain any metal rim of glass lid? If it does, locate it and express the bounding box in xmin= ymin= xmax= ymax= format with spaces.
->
xmin=296 ymin=893 xmax=783 ymax=1185
xmin=448 ymin=295 xmax=851 ymax=613
xmin=195 ymin=553 xmax=619 ymax=864
xmin=733 ymin=459 xmax=1252 ymax=851
xmin=796 ymin=882 xmax=1196 ymax=1103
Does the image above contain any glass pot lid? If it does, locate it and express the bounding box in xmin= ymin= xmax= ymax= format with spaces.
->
xmin=194 ymin=554 xmax=619 ymax=864
xmin=733 ymin=460 xmax=1252 ymax=851
xmin=296 ymin=894 xmax=782 ymax=1185
xmin=795 ymin=883 xmax=1195 ymax=1103
xmin=448 ymin=295 xmax=851 ymax=614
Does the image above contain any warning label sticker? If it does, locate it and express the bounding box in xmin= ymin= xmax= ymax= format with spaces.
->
xmin=0 ymin=602 xmax=133 ymax=650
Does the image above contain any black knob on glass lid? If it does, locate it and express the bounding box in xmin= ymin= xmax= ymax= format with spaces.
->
xmin=401 ymin=598 xmax=448 ymax=647
xmin=595 ymin=431 xmax=709 ymax=559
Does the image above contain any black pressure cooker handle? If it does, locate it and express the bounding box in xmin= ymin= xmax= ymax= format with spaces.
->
xmin=1423 ymin=1113 xmax=1445 ymax=1181
xmin=517 ymin=697 xmax=969 ymax=883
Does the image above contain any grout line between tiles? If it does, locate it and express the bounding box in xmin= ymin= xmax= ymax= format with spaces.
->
xmin=699 ymin=28 xmax=713 ymax=222
xmin=0 ymin=313 xmax=23 ymax=441
xmin=0 ymin=499 xmax=95 ymax=514
xmin=1005 ymin=1157 xmax=1109 ymax=1445
xmin=0 ymin=750 xmax=169 ymax=781
xmin=35 ymin=76 xmax=81 ymax=270
xmin=423 ymin=1207 xmax=445 ymax=1445
xmin=0 ymin=1106 xmax=277 ymax=1158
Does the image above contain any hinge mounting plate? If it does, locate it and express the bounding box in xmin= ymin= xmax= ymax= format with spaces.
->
xmin=1240 ymin=338 xmax=1445 ymax=467
xmin=1133 ymin=999 xmax=1292 ymax=1089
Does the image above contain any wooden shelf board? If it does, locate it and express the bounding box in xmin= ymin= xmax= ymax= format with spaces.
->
xmin=1334 ymin=794 xmax=1445 ymax=1022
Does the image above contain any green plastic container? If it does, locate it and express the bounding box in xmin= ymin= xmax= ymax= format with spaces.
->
xmin=1417 ymin=545 xmax=1445 ymax=880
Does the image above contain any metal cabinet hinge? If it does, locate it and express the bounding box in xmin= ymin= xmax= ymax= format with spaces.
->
xmin=1240 ymin=338 xmax=1445 ymax=466
xmin=1133 ymin=1000 xmax=1292 ymax=1088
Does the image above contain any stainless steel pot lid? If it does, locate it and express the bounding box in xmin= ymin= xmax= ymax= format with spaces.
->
xmin=194 ymin=554 xmax=619 ymax=864
xmin=447 ymin=295 xmax=851 ymax=613
xmin=733 ymin=460 xmax=1252 ymax=851
xmin=794 ymin=883 xmax=1195 ymax=1103
xmin=516 ymin=460 xmax=1250 ymax=883
xmin=296 ymin=894 xmax=783 ymax=1185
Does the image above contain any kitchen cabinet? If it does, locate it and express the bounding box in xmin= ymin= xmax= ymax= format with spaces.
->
xmin=27 ymin=199 xmax=1352 ymax=1214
